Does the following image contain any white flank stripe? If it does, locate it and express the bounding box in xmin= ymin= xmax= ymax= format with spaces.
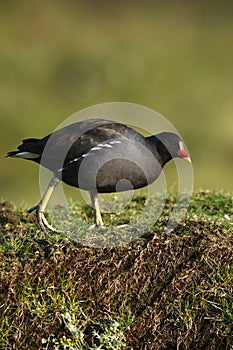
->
xmin=91 ymin=146 xmax=102 ymax=151
xmin=102 ymin=143 xmax=113 ymax=148
xmin=58 ymin=155 xmax=84 ymax=173
xmin=97 ymin=143 xmax=112 ymax=148
xmin=109 ymin=140 xmax=121 ymax=144
xmin=57 ymin=140 xmax=120 ymax=173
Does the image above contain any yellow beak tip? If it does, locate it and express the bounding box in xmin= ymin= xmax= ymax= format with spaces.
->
xmin=183 ymin=157 xmax=192 ymax=163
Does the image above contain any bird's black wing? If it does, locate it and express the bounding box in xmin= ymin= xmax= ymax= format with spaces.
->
xmin=7 ymin=118 xmax=146 ymax=172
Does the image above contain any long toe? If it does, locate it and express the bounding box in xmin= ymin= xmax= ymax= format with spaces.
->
xmin=41 ymin=212 xmax=61 ymax=233
xmin=28 ymin=204 xmax=38 ymax=213
xmin=36 ymin=209 xmax=49 ymax=236
xmin=35 ymin=207 xmax=61 ymax=235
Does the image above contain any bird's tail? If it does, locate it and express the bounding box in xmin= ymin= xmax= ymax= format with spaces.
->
xmin=6 ymin=138 xmax=41 ymax=159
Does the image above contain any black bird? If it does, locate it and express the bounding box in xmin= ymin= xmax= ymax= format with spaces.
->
xmin=6 ymin=118 xmax=191 ymax=234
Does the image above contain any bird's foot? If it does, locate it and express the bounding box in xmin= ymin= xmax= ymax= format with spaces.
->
xmin=28 ymin=205 xmax=61 ymax=235
xmin=88 ymin=223 xmax=107 ymax=231
xmin=88 ymin=223 xmax=97 ymax=230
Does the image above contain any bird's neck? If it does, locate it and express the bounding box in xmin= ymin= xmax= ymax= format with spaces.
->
xmin=145 ymin=136 xmax=172 ymax=167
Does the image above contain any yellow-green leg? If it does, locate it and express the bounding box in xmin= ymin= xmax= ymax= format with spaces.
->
xmin=28 ymin=177 xmax=60 ymax=235
xmin=90 ymin=191 xmax=104 ymax=227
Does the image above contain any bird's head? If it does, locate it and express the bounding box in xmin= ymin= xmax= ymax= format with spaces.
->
xmin=156 ymin=132 xmax=191 ymax=164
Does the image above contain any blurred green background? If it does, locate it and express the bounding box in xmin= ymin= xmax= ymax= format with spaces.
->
xmin=1 ymin=0 xmax=233 ymax=206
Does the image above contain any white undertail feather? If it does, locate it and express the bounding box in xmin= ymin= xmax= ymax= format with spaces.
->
xmin=12 ymin=152 xmax=40 ymax=159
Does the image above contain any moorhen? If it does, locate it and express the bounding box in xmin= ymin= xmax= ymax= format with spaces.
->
xmin=6 ymin=118 xmax=191 ymax=234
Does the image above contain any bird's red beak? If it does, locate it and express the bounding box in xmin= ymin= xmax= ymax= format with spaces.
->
xmin=178 ymin=141 xmax=191 ymax=163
